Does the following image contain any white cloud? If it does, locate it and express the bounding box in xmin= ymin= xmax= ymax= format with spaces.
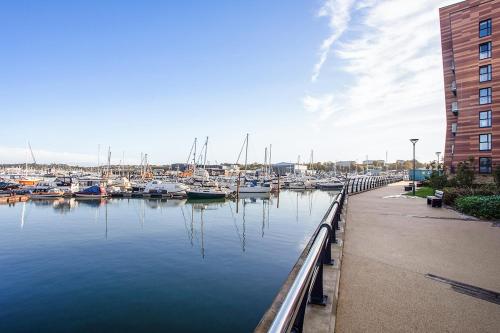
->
xmin=305 ymin=0 xmax=460 ymax=161
xmin=312 ymin=0 xmax=355 ymax=82
xmin=302 ymin=94 xmax=335 ymax=120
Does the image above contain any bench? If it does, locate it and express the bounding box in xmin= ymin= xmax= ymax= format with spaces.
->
xmin=427 ymin=190 xmax=444 ymax=208
xmin=404 ymin=182 xmax=414 ymax=191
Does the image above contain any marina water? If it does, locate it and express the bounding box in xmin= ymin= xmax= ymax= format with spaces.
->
xmin=0 ymin=190 xmax=337 ymax=332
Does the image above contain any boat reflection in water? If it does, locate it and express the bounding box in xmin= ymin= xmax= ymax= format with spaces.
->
xmin=0 ymin=189 xmax=336 ymax=333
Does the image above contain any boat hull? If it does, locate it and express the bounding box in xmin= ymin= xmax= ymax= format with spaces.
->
xmin=186 ymin=191 xmax=226 ymax=199
xmin=74 ymin=194 xmax=107 ymax=199
xmin=30 ymin=194 xmax=64 ymax=199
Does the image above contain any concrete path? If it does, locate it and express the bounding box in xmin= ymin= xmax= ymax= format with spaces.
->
xmin=336 ymin=182 xmax=500 ymax=333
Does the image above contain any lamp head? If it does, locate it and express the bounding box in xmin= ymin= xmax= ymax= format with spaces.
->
xmin=410 ymin=139 xmax=419 ymax=144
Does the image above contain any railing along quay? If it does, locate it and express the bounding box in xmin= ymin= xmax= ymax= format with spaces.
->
xmin=265 ymin=176 xmax=401 ymax=333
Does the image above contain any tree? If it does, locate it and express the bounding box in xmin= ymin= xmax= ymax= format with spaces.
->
xmin=493 ymin=165 xmax=500 ymax=190
xmin=455 ymin=157 xmax=475 ymax=188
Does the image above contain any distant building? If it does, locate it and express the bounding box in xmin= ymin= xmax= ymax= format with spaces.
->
xmin=336 ymin=161 xmax=356 ymax=168
xmin=362 ymin=160 xmax=385 ymax=165
xmin=272 ymin=162 xmax=307 ymax=175
xmin=171 ymin=163 xmax=189 ymax=171
xmin=440 ymin=0 xmax=499 ymax=174
xmin=366 ymin=168 xmax=382 ymax=176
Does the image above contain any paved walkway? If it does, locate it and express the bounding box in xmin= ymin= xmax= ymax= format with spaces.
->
xmin=336 ymin=182 xmax=500 ymax=333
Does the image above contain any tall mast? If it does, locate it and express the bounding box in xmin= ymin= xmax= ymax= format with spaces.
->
xmin=264 ymin=147 xmax=268 ymax=176
xmin=269 ymin=144 xmax=272 ymax=175
xmin=107 ymin=146 xmax=111 ymax=178
xmin=203 ymin=136 xmax=208 ymax=169
xmin=25 ymin=140 xmax=28 ymax=176
xmin=140 ymin=152 xmax=144 ymax=177
xmin=193 ymin=138 xmax=197 ymax=171
xmin=244 ymin=133 xmax=249 ymax=172
xmin=310 ymin=149 xmax=314 ymax=171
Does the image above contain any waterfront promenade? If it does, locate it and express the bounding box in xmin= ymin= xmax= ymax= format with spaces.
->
xmin=336 ymin=181 xmax=500 ymax=332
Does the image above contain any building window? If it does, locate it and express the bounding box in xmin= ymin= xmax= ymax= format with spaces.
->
xmin=479 ymin=157 xmax=492 ymax=174
xmin=480 ymin=65 xmax=492 ymax=82
xmin=479 ymin=134 xmax=492 ymax=151
xmin=479 ymin=87 xmax=492 ymax=104
xmin=479 ymin=19 xmax=492 ymax=38
xmin=479 ymin=42 xmax=492 ymax=59
xmin=479 ymin=110 xmax=492 ymax=128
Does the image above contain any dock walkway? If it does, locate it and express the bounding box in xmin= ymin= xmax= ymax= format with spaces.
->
xmin=336 ymin=181 xmax=500 ymax=332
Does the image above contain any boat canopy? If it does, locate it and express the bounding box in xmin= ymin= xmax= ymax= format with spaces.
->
xmin=81 ymin=185 xmax=105 ymax=194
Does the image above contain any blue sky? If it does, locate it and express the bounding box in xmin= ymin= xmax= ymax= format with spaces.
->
xmin=1 ymin=0 xmax=459 ymax=165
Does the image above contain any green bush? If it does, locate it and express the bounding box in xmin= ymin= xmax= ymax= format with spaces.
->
xmin=455 ymin=195 xmax=500 ymax=219
xmin=443 ymin=185 xmax=498 ymax=206
xmin=443 ymin=187 xmax=471 ymax=205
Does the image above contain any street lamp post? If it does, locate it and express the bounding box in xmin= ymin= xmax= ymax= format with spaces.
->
xmin=410 ymin=139 xmax=419 ymax=196
xmin=435 ymin=151 xmax=441 ymax=171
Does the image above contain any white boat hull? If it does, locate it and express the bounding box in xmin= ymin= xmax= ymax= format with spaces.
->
xmin=30 ymin=194 xmax=63 ymax=199
xmin=229 ymin=185 xmax=271 ymax=193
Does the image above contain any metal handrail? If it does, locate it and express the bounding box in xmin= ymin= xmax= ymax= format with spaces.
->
xmin=268 ymin=227 xmax=328 ymax=333
xmin=266 ymin=176 xmax=402 ymax=333
xmin=268 ymin=185 xmax=344 ymax=333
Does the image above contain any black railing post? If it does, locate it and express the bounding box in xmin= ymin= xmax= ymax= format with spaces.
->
xmin=309 ymin=261 xmax=327 ymax=306
xmin=334 ymin=209 xmax=340 ymax=231
xmin=321 ymin=224 xmax=334 ymax=265
xmin=292 ymin=292 xmax=308 ymax=333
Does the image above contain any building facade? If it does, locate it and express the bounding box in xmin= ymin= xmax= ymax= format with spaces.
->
xmin=440 ymin=0 xmax=499 ymax=174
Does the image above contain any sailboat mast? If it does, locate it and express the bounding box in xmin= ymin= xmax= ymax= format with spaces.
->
xmin=193 ymin=138 xmax=197 ymax=171
xmin=269 ymin=144 xmax=272 ymax=175
xmin=25 ymin=140 xmax=28 ymax=177
xmin=244 ymin=133 xmax=249 ymax=172
xmin=107 ymin=146 xmax=111 ymax=178
xmin=264 ymin=147 xmax=268 ymax=176
xmin=203 ymin=136 xmax=208 ymax=169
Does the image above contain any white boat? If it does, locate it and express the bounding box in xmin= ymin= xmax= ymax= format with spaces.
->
xmin=317 ymin=181 xmax=344 ymax=190
xmin=230 ymin=182 xmax=271 ymax=193
xmin=143 ymin=180 xmax=188 ymax=197
xmin=30 ymin=188 xmax=65 ymax=199
xmin=186 ymin=187 xmax=227 ymax=199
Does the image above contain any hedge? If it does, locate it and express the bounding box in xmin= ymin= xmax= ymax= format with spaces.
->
xmin=455 ymin=195 xmax=500 ymax=219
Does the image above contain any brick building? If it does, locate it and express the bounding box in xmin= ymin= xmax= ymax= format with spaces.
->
xmin=440 ymin=0 xmax=499 ymax=174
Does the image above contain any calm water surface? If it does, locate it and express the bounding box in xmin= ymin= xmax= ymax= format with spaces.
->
xmin=0 ymin=190 xmax=336 ymax=333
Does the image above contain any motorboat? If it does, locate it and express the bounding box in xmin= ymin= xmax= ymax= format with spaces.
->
xmin=317 ymin=180 xmax=344 ymax=190
xmin=186 ymin=187 xmax=227 ymax=199
xmin=74 ymin=185 xmax=107 ymax=198
xmin=229 ymin=179 xmax=271 ymax=193
xmin=143 ymin=180 xmax=188 ymax=197
xmin=30 ymin=188 xmax=65 ymax=199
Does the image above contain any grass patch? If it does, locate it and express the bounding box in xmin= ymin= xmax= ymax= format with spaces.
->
xmin=404 ymin=186 xmax=434 ymax=198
